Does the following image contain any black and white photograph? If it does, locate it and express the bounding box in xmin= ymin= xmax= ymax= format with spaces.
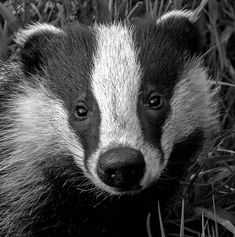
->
xmin=0 ymin=0 xmax=235 ymax=236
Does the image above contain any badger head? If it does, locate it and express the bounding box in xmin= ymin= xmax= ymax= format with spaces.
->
xmin=5 ymin=10 xmax=218 ymax=198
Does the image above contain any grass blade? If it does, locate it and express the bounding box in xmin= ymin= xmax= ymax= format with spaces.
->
xmin=158 ymin=201 xmax=166 ymax=237
xmin=180 ymin=199 xmax=185 ymax=237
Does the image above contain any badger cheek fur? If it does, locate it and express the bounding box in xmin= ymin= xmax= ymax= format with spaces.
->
xmin=3 ymin=83 xmax=86 ymax=171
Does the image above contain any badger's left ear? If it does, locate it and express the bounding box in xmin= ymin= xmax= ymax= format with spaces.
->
xmin=156 ymin=10 xmax=201 ymax=56
xmin=15 ymin=23 xmax=65 ymax=76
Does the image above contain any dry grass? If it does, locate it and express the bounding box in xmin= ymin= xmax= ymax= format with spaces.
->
xmin=0 ymin=0 xmax=235 ymax=236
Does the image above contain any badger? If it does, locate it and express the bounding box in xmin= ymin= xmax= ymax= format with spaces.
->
xmin=0 ymin=10 xmax=219 ymax=237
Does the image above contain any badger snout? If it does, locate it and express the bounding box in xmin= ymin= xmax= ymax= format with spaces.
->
xmin=97 ymin=147 xmax=145 ymax=191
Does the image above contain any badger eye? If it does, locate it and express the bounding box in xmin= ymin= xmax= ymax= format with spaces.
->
xmin=146 ymin=94 xmax=163 ymax=110
xmin=75 ymin=105 xmax=88 ymax=120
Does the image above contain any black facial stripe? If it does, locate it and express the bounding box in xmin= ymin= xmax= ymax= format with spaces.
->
xmin=132 ymin=20 xmax=185 ymax=151
xmin=42 ymin=24 xmax=100 ymax=170
xmin=165 ymin=128 xmax=205 ymax=180
xmin=132 ymin=19 xmax=185 ymax=93
xmin=47 ymin=25 xmax=97 ymax=100
xmin=137 ymin=97 xmax=171 ymax=151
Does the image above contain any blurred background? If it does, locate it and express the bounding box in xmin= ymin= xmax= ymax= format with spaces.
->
xmin=0 ymin=0 xmax=235 ymax=236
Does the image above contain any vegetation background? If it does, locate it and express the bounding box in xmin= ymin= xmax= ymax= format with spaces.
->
xmin=0 ymin=0 xmax=235 ymax=236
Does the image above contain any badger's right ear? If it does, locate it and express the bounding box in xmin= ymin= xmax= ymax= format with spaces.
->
xmin=156 ymin=10 xmax=201 ymax=56
xmin=16 ymin=23 xmax=65 ymax=76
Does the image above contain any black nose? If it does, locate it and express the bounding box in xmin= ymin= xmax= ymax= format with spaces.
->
xmin=97 ymin=147 xmax=145 ymax=190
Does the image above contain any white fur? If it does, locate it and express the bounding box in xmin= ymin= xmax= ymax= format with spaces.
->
xmin=89 ymin=24 xmax=161 ymax=194
xmin=157 ymin=10 xmax=197 ymax=24
xmin=15 ymin=23 xmax=64 ymax=46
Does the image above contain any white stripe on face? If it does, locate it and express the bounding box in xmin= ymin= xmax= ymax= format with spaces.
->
xmin=91 ymin=24 xmax=142 ymax=147
xmin=89 ymin=24 xmax=161 ymax=194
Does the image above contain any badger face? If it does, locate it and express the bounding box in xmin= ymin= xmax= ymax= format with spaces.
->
xmin=5 ymin=11 xmax=218 ymax=198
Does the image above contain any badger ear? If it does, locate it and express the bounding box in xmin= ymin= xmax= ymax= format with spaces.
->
xmin=15 ymin=23 xmax=65 ymax=76
xmin=156 ymin=10 xmax=201 ymax=56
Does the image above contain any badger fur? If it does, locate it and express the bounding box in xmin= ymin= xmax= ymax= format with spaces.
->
xmin=0 ymin=10 xmax=219 ymax=237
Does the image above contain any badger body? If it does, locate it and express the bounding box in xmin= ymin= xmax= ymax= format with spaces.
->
xmin=0 ymin=11 xmax=219 ymax=237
